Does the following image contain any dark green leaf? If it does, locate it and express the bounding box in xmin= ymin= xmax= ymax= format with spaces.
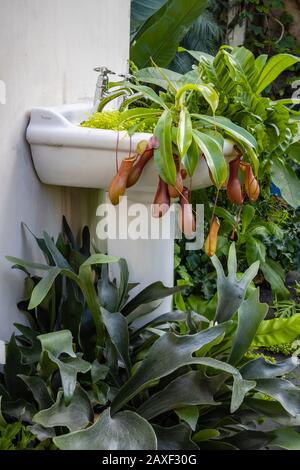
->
xmin=212 ymin=243 xmax=259 ymax=323
xmin=122 ymin=281 xmax=187 ymax=318
xmin=154 ymin=110 xmax=176 ymax=185
xmin=229 ymin=289 xmax=267 ymax=365
xmin=33 ymin=387 xmax=93 ymax=432
xmin=130 ymin=0 xmax=208 ymax=68
xmin=241 ymin=356 xmax=299 ymax=380
xmin=138 ymin=371 xmax=219 ymax=420
xmin=192 ymin=130 xmax=227 ymax=188
xmin=154 ymin=423 xmax=198 ymax=450
xmin=54 ymin=408 xmax=157 ymax=450
xmin=111 ymin=323 xmax=235 ymax=413
xmin=102 ymin=309 xmax=131 ymax=374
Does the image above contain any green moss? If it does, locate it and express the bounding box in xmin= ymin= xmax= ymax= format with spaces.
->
xmin=264 ymin=343 xmax=298 ymax=356
xmin=244 ymin=350 xmax=276 ymax=363
xmin=80 ymin=110 xmax=155 ymax=133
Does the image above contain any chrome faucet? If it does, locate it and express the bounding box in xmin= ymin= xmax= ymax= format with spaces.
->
xmin=93 ymin=67 xmax=134 ymax=112
xmin=93 ymin=67 xmax=115 ymax=108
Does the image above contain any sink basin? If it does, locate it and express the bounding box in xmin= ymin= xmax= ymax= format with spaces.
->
xmin=26 ymin=103 xmax=214 ymax=192
xmin=26 ymin=102 xmax=229 ymax=316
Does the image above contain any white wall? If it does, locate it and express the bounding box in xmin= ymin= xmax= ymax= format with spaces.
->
xmin=0 ymin=0 xmax=130 ymax=341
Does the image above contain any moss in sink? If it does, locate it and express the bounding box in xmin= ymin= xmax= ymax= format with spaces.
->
xmin=80 ymin=110 xmax=155 ymax=133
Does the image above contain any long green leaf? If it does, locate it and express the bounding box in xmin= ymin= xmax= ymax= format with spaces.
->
xmin=177 ymin=107 xmax=192 ymax=158
xmin=193 ymin=114 xmax=257 ymax=149
xmin=256 ymin=54 xmax=300 ymax=94
xmin=28 ymin=268 xmax=60 ymax=310
xmin=135 ymin=67 xmax=183 ymax=90
xmin=111 ymin=323 xmax=234 ymax=414
xmin=192 ymin=130 xmax=227 ymax=188
xmin=154 ymin=110 xmax=176 ymax=185
xmin=252 ymin=314 xmax=300 ymax=348
xmin=229 ymin=289 xmax=267 ymax=365
xmin=137 ymin=371 xmax=219 ymax=420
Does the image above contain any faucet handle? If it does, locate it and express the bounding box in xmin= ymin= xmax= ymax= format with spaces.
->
xmin=93 ymin=66 xmax=115 ymax=75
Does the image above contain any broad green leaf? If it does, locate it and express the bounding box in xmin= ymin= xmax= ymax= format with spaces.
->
xmin=269 ymin=428 xmax=300 ymax=450
xmin=252 ymin=314 xmax=300 ymax=347
xmin=193 ymin=114 xmax=257 ymax=149
xmin=177 ymin=107 xmax=192 ymax=158
xmin=229 ymin=289 xmax=267 ymax=365
xmin=255 ymin=378 xmax=300 ymax=417
xmin=127 ymin=83 xmax=168 ymax=109
xmin=246 ymin=398 xmax=300 ymax=427
xmin=225 ymin=430 xmax=270 ymax=450
xmin=214 ymin=207 xmax=236 ymax=228
xmin=193 ymin=429 xmax=220 ymax=443
xmin=130 ymin=0 xmax=208 ymax=68
xmin=38 ymin=330 xmax=75 ymax=359
xmin=118 ymin=107 xmax=162 ymax=125
xmin=130 ymin=310 xmax=208 ymax=335
xmin=154 ymin=423 xmax=198 ymax=450
xmin=33 ymin=387 xmax=93 ymax=432
xmin=260 ymin=259 xmax=289 ymax=299
xmin=4 ymin=335 xmax=31 ymax=400
xmin=180 ymin=48 xmax=214 ymax=63
xmin=28 ymin=424 xmax=55 ymax=441
xmin=79 ymin=254 xmax=118 ymax=275
xmin=38 ymin=331 xmax=91 ymax=404
xmin=43 ymin=231 xmax=71 ymax=269
xmin=90 ymin=361 xmax=109 ymax=384
xmin=192 ymin=130 xmax=227 ymax=188
xmin=6 ymin=256 xmax=50 ymax=271
xmin=246 ymin=237 xmax=266 ymax=265
xmin=240 ymin=356 xmax=299 ymax=380
xmin=111 ymin=324 xmax=236 ymax=414
xmin=197 ymin=84 xmax=219 ymax=114
xmin=137 ymin=371 xmax=218 ymax=420
xmin=154 ymin=110 xmax=176 ymax=185
xmin=97 ymin=264 xmax=119 ymax=313
xmin=241 ymin=205 xmax=255 ymax=233
xmin=18 ymin=375 xmax=53 ymax=410
xmin=256 ymin=54 xmax=300 ymax=94
xmin=123 ymin=281 xmax=186 ymax=318
xmin=181 ymin=137 xmax=199 ymax=177
xmin=287 ymin=142 xmax=300 ymax=165
xmin=54 ymin=408 xmax=157 ymax=450
xmin=28 ymin=268 xmax=61 ymax=310
xmin=102 ymin=309 xmax=131 ymax=374
xmin=271 ymin=158 xmax=300 ymax=209
xmin=130 ymin=0 xmax=166 ymax=39
xmin=211 ymin=243 xmax=260 ymax=323
xmin=135 ymin=67 xmax=182 ymax=90
xmin=175 ymin=406 xmax=199 ymax=431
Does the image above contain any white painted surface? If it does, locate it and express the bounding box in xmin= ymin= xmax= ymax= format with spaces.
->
xmin=0 ymin=0 xmax=130 ymax=342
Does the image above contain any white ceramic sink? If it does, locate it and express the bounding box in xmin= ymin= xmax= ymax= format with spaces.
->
xmin=26 ymin=102 xmax=230 ymax=316
xmin=26 ymin=103 xmax=215 ymax=193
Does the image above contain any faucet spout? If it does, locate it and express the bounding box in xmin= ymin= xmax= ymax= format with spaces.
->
xmin=93 ymin=67 xmax=115 ymax=109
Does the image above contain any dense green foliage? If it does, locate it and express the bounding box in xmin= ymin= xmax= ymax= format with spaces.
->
xmin=2 ymin=221 xmax=300 ymax=450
